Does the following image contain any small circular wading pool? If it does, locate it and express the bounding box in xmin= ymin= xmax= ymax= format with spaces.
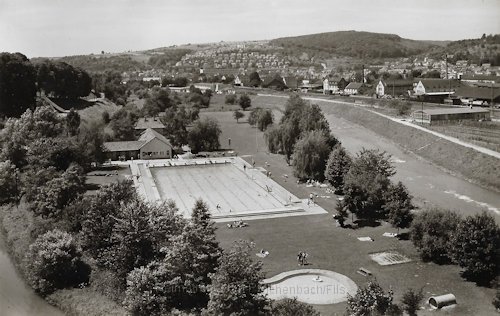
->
xmin=263 ymin=269 xmax=358 ymax=305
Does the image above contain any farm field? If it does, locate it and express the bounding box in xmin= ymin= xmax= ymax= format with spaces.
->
xmin=428 ymin=121 xmax=500 ymax=152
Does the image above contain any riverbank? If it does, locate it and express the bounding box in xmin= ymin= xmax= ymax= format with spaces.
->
xmin=0 ymin=205 xmax=64 ymax=316
xmin=0 ymin=204 xmax=127 ymax=316
xmin=315 ymin=100 xmax=500 ymax=193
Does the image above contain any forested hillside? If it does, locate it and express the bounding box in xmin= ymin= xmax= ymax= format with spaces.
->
xmin=270 ymin=30 xmax=441 ymax=59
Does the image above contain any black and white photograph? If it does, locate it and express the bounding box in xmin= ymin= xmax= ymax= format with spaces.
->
xmin=1 ymin=0 xmax=499 ymax=315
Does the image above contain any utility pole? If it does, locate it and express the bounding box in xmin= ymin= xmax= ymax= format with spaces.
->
xmin=491 ymin=83 xmax=494 ymax=120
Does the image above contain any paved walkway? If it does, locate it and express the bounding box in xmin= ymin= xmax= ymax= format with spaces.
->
xmin=258 ymin=94 xmax=500 ymax=159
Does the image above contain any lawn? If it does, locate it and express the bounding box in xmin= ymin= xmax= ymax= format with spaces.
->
xmin=204 ymin=98 xmax=497 ymax=316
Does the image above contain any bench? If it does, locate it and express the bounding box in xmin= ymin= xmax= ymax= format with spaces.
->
xmin=357 ymin=267 xmax=372 ymax=277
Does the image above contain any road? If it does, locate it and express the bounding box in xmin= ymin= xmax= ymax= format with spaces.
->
xmin=257 ymin=94 xmax=500 ymax=221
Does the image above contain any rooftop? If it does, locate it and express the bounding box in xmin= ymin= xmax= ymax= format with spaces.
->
xmin=345 ymin=82 xmax=363 ymax=89
xmin=103 ymin=141 xmax=145 ymax=152
xmin=415 ymin=107 xmax=490 ymax=115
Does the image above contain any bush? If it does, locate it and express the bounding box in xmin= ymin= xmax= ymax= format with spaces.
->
xmin=24 ymin=229 xmax=90 ymax=295
xmin=451 ymin=212 xmax=500 ymax=285
xmin=271 ymin=298 xmax=319 ymax=316
xmin=410 ymin=208 xmax=461 ymax=263
xmin=239 ymin=94 xmax=252 ymax=110
xmin=346 ymin=280 xmax=394 ymax=316
xmin=401 ymin=288 xmax=424 ymax=316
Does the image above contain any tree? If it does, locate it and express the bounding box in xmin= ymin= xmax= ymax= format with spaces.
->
xmin=147 ymin=201 xmax=186 ymax=254
xmin=384 ymin=181 xmax=414 ymax=232
xmin=239 ymin=94 xmax=252 ymax=110
xmin=233 ymin=110 xmax=244 ymax=123
xmin=451 ymin=212 xmax=500 ymax=285
xmin=143 ymin=87 xmax=174 ymax=116
xmin=28 ymin=164 xmax=86 ymax=219
xmin=206 ymin=240 xmax=269 ymax=315
xmin=24 ymin=229 xmax=90 ymax=295
xmin=291 ymin=130 xmax=333 ymax=181
xmin=124 ymin=200 xmax=220 ymax=313
xmin=0 ymin=52 xmax=37 ymax=117
xmin=81 ymin=180 xmax=137 ymax=258
xmin=280 ymin=116 xmax=302 ymax=163
xmin=248 ymin=107 xmax=261 ymax=126
xmin=271 ymin=298 xmax=320 ymax=316
xmin=188 ymin=118 xmax=221 ymax=153
xmin=257 ymin=109 xmax=274 ymax=131
xmin=264 ymin=126 xmax=282 ymax=154
xmin=0 ymin=160 xmax=18 ymax=204
xmin=324 ymin=144 xmax=352 ymax=194
xmin=66 ymin=108 xmax=81 ymax=136
xmin=26 ymin=137 xmax=86 ymax=171
xmin=299 ymin=104 xmax=330 ymax=134
xmin=77 ymin=120 xmax=105 ymax=164
xmin=36 ymin=60 xmax=91 ymax=98
xmin=110 ymin=199 xmax=155 ymax=278
xmin=161 ymin=200 xmax=221 ymax=308
xmin=335 ymin=199 xmax=348 ymax=227
xmin=401 ymin=288 xmax=424 ymax=316
xmin=346 ymin=280 xmax=394 ymax=316
xmin=109 ymin=108 xmax=136 ymax=141
xmin=410 ymin=208 xmax=461 ymax=263
xmin=161 ymin=107 xmax=189 ymax=147
xmin=342 ymin=149 xmax=395 ymax=220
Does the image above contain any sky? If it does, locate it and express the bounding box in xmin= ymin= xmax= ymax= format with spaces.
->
xmin=1 ymin=0 xmax=499 ymax=58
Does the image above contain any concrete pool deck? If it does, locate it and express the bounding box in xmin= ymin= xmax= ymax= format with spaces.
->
xmin=118 ymin=157 xmax=327 ymax=222
xmin=263 ymin=269 xmax=358 ymax=305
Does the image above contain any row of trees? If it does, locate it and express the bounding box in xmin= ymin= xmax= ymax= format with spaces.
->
xmin=265 ymin=94 xmax=338 ymax=172
xmin=410 ymin=209 xmax=499 ymax=285
xmin=0 ymin=52 xmax=92 ymax=117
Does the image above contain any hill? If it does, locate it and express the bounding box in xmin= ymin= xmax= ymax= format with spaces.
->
xmin=426 ymin=34 xmax=500 ymax=65
xmin=270 ymin=30 xmax=443 ymax=59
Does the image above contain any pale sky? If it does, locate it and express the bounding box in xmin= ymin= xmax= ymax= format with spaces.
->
xmin=1 ymin=0 xmax=499 ymax=58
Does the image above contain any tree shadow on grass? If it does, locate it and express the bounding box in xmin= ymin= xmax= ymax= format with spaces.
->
xmin=353 ymin=219 xmax=381 ymax=228
xmin=397 ymin=232 xmax=410 ymax=240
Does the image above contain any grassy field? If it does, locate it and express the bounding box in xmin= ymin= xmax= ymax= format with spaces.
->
xmin=78 ymin=99 xmax=121 ymax=126
xmin=428 ymin=121 xmax=500 ymax=152
xmin=204 ymin=109 xmax=497 ymax=315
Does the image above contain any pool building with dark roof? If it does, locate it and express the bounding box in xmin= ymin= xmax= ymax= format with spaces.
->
xmin=103 ymin=128 xmax=173 ymax=161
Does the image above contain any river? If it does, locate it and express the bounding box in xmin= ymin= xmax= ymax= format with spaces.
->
xmin=0 ymin=233 xmax=64 ymax=316
xmin=319 ymin=103 xmax=500 ymax=222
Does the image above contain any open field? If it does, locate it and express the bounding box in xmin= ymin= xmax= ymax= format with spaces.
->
xmin=204 ymin=106 xmax=498 ymax=315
